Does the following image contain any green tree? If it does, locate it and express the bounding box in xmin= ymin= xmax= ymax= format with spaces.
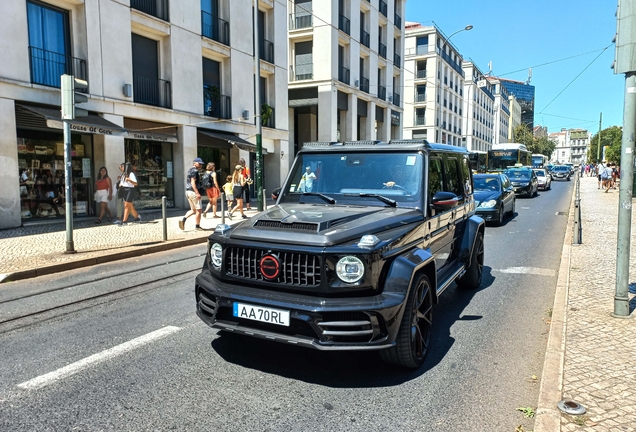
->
xmin=513 ymin=124 xmax=534 ymax=148
xmin=535 ymin=136 xmax=556 ymax=158
xmin=588 ymin=126 xmax=622 ymax=164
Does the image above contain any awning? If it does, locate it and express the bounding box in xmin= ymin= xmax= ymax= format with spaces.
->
xmin=15 ymin=104 xmax=128 ymax=136
xmin=197 ymin=129 xmax=268 ymax=154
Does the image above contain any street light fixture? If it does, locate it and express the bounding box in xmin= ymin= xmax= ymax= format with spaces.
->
xmin=446 ymin=24 xmax=473 ymax=42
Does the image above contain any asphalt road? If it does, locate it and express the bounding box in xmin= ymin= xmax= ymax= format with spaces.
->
xmin=0 ymin=180 xmax=574 ymax=432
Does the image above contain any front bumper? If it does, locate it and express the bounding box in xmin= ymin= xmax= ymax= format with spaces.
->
xmin=195 ymin=269 xmax=407 ymax=351
xmin=512 ymin=184 xmax=532 ymax=196
xmin=475 ymin=207 xmax=498 ymax=221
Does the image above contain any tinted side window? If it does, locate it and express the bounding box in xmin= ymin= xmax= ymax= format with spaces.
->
xmin=444 ymin=156 xmax=462 ymax=196
xmin=461 ymin=155 xmax=472 ymax=195
xmin=428 ymin=156 xmax=444 ymax=199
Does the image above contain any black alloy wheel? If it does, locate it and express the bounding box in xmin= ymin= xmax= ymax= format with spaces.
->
xmin=507 ymin=197 xmax=515 ymax=216
xmin=496 ymin=205 xmax=504 ymax=226
xmin=380 ymin=274 xmax=433 ymax=369
xmin=457 ymin=231 xmax=484 ymax=290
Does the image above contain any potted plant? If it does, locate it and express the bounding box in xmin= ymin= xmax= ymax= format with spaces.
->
xmin=261 ymin=103 xmax=273 ymax=126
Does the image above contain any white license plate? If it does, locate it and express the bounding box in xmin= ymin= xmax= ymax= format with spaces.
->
xmin=233 ymin=302 xmax=290 ymax=326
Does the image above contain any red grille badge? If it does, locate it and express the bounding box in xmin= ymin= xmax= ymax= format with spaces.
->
xmin=259 ymin=255 xmax=280 ymax=279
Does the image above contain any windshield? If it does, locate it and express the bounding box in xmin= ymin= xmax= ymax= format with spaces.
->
xmin=280 ymin=151 xmax=424 ymax=207
xmin=534 ymin=170 xmax=545 ymax=177
xmin=504 ymin=169 xmax=532 ymax=180
xmin=474 ymin=176 xmax=501 ymax=191
xmin=554 ymin=166 xmax=568 ymax=172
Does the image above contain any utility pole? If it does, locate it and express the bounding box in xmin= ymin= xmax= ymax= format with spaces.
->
xmin=596 ymin=112 xmax=602 ymax=162
xmin=611 ymin=0 xmax=635 ymax=317
xmin=253 ymin=0 xmax=263 ymax=211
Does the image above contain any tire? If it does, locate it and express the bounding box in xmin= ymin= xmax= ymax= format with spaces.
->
xmin=495 ymin=205 xmax=504 ymax=226
xmin=533 ymin=186 xmax=538 ymax=197
xmin=457 ymin=231 xmax=484 ymax=290
xmin=507 ymin=197 xmax=515 ymax=216
xmin=379 ymin=274 xmax=433 ymax=369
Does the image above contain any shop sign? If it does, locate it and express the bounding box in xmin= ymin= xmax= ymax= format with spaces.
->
xmin=129 ymin=132 xmax=178 ymax=142
xmin=46 ymin=119 xmax=128 ymax=136
xmin=390 ymin=110 xmax=400 ymax=126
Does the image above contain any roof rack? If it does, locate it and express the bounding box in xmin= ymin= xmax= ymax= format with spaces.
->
xmin=302 ymin=141 xmax=340 ymax=147
xmin=342 ymin=140 xmax=384 ymax=146
xmin=388 ymin=139 xmax=430 ymax=146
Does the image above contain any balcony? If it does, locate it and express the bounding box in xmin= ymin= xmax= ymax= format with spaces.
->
xmin=415 ymin=93 xmax=426 ymax=103
xmin=416 ymin=45 xmax=429 ymax=55
xmin=379 ymin=42 xmax=387 ymax=59
xmin=28 ymin=46 xmax=87 ymax=89
xmin=360 ymin=29 xmax=370 ymax=48
xmin=393 ymin=53 xmax=401 ymax=68
xmin=392 ymin=92 xmax=400 ymax=106
xmin=262 ymin=105 xmax=275 ymax=128
xmin=338 ymin=66 xmax=350 ymax=85
xmin=360 ymin=77 xmax=369 ymax=93
xmin=394 ymin=13 xmax=402 ymax=29
xmin=259 ymin=39 xmax=274 ymax=63
xmin=416 ymin=69 xmax=427 ymax=79
xmin=379 ymin=0 xmax=387 ymax=17
xmin=203 ymin=86 xmax=231 ymax=119
xmin=289 ymin=12 xmax=312 ymax=30
xmin=130 ymin=0 xmax=169 ymax=21
xmin=201 ymin=12 xmax=230 ymax=46
xmin=415 ymin=115 xmax=425 ymax=126
xmin=133 ymin=74 xmax=172 ymax=109
xmin=378 ymin=85 xmax=386 ymax=100
xmin=289 ymin=63 xmax=313 ymax=81
xmin=338 ymin=14 xmax=350 ymax=35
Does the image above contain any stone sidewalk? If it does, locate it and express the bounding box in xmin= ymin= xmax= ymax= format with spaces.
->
xmin=536 ymin=175 xmax=636 ymax=432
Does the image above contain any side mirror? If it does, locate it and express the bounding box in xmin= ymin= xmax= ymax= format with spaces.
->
xmin=430 ymin=191 xmax=459 ymax=210
xmin=271 ymin=187 xmax=281 ymax=200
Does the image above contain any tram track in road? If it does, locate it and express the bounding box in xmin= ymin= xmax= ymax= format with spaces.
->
xmin=0 ymin=255 xmax=205 ymax=332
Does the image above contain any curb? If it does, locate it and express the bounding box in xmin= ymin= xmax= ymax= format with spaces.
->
xmin=534 ymin=176 xmax=577 ymax=431
xmin=0 ymin=236 xmax=209 ymax=284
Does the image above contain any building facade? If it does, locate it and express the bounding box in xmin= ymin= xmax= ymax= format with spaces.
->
xmin=402 ymin=23 xmax=465 ymax=146
xmin=487 ymin=76 xmax=510 ymax=145
xmin=288 ymin=0 xmax=405 ymax=149
xmin=508 ymin=94 xmax=522 ymax=141
xmin=0 ymin=0 xmax=289 ymax=229
xmin=462 ymin=61 xmax=494 ymax=152
xmin=548 ymin=128 xmax=590 ymax=165
xmin=499 ymin=78 xmax=535 ymax=129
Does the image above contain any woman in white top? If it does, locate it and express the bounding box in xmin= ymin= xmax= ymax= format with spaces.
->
xmin=119 ymin=162 xmax=141 ymax=224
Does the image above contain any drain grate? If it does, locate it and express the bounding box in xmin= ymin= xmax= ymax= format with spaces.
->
xmin=556 ymin=211 xmax=567 ymax=216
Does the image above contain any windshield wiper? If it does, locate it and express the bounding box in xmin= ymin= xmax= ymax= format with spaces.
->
xmin=301 ymin=192 xmax=336 ymax=204
xmin=344 ymin=193 xmax=397 ymax=207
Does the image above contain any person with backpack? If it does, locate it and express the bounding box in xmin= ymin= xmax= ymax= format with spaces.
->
xmin=179 ymin=158 xmax=204 ymax=230
xmin=597 ymin=161 xmax=606 ymax=189
xmin=202 ymin=162 xmax=221 ymax=218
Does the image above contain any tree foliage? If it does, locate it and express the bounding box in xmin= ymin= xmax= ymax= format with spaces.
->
xmin=588 ymin=126 xmax=622 ymax=164
xmin=512 ymin=124 xmax=556 ymax=157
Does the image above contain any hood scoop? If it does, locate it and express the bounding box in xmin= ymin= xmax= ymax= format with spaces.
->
xmin=254 ymin=219 xmax=318 ymax=233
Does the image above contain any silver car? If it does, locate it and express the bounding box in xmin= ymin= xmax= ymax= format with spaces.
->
xmin=533 ymin=168 xmax=552 ymax=190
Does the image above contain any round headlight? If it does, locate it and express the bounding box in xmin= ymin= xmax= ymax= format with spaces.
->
xmin=480 ymin=199 xmax=497 ymax=208
xmin=211 ymin=243 xmax=223 ymax=267
xmin=336 ymin=256 xmax=364 ymax=283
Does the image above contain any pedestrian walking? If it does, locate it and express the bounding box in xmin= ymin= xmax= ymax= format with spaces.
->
xmin=119 ymin=162 xmax=141 ymax=224
xmin=202 ymin=162 xmax=221 ymax=218
xmin=238 ymin=158 xmax=252 ymax=210
xmin=228 ymin=164 xmax=247 ymax=220
xmin=94 ymin=166 xmax=113 ymax=223
xmin=597 ymin=161 xmax=606 ymax=189
xmin=222 ymin=175 xmax=234 ymax=217
xmin=179 ymin=157 xmax=204 ymax=231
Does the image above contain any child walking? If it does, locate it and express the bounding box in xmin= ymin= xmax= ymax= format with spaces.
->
xmin=222 ymin=175 xmax=234 ymax=219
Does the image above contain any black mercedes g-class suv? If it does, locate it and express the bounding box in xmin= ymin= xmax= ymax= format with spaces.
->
xmin=195 ymin=140 xmax=485 ymax=369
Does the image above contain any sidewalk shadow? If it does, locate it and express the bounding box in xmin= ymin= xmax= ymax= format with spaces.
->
xmin=210 ymin=266 xmax=495 ymax=388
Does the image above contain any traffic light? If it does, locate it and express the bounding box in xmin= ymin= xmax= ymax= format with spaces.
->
xmin=61 ymin=74 xmax=88 ymax=119
xmin=613 ymin=0 xmax=636 ymax=74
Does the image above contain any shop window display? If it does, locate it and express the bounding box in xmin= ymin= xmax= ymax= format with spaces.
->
xmin=125 ymin=140 xmax=174 ymax=209
xmin=17 ymin=132 xmax=93 ymax=219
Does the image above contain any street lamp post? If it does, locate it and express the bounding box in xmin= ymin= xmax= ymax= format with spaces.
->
xmin=446 ymin=24 xmax=473 ymax=42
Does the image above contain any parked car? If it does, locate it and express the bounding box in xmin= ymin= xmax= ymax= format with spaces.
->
xmin=545 ymin=164 xmax=555 ymax=173
xmin=503 ymin=167 xmax=539 ymax=197
xmin=473 ymin=173 xmax=516 ymax=225
xmin=195 ymin=140 xmax=486 ymax=369
xmin=533 ymin=168 xmax=552 ymax=190
xmin=551 ymin=165 xmax=571 ymax=181
xmin=565 ymin=163 xmax=575 ymax=173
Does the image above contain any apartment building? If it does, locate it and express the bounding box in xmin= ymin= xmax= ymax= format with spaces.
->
xmin=508 ymin=94 xmax=522 ymax=141
xmin=462 ymin=61 xmax=494 ymax=152
xmin=487 ymin=76 xmax=511 ymax=144
xmin=0 ymin=0 xmax=289 ymax=229
xmin=548 ymin=128 xmax=591 ymax=165
xmin=402 ymin=23 xmax=465 ymax=146
xmin=287 ymin=0 xmax=405 ymax=149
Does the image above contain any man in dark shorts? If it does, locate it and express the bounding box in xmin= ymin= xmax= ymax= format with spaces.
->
xmin=179 ymin=158 xmax=204 ymax=230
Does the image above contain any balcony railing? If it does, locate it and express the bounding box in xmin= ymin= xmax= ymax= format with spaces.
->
xmin=203 ymin=86 xmax=231 ymax=119
xmin=360 ymin=77 xmax=369 ymax=93
xmin=378 ymin=85 xmax=386 ymax=100
xmin=133 ymin=73 xmax=172 ymax=108
xmin=259 ymin=39 xmax=274 ymax=63
xmin=360 ymin=29 xmax=370 ymax=48
xmin=393 ymin=53 xmax=401 ymax=68
xmin=416 ymin=69 xmax=427 ymax=79
xmin=416 ymin=45 xmax=429 ymax=55
xmin=394 ymin=13 xmax=402 ymax=29
xmin=289 ymin=12 xmax=312 ymax=29
xmin=338 ymin=66 xmax=350 ymax=85
xmin=28 ymin=46 xmax=87 ymax=89
xmin=289 ymin=63 xmax=313 ymax=81
xmin=392 ymin=92 xmax=400 ymax=106
xmin=338 ymin=14 xmax=350 ymax=35
xmin=201 ymin=11 xmax=230 ymax=45
xmin=379 ymin=0 xmax=387 ymax=17
xmin=379 ymin=42 xmax=387 ymax=59
xmin=415 ymin=115 xmax=425 ymax=126
xmin=262 ymin=106 xmax=275 ymax=128
xmin=130 ymin=0 xmax=169 ymax=21
xmin=415 ymin=93 xmax=426 ymax=102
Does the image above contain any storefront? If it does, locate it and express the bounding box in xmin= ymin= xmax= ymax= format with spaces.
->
xmin=15 ymin=104 xmax=127 ymax=220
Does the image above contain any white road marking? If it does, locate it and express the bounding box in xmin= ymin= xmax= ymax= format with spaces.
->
xmin=17 ymin=326 xmax=181 ymax=390
xmin=496 ymin=267 xmax=556 ymax=276
xmin=521 ymin=207 xmax=530 ymax=210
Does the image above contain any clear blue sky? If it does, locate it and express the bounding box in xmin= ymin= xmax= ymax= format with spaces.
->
xmin=405 ymin=0 xmax=624 ymax=134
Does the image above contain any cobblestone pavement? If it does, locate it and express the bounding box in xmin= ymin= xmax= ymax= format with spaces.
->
xmin=560 ymin=176 xmax=636 ymax=431
xmin=0 ymin=206 xmax=261 ymax=277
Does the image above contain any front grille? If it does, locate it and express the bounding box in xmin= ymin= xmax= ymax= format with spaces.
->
xmin=225 ymin=247 xmax=322 ymax=286
xmin=253 ymin=220 xmax=318 ymax=232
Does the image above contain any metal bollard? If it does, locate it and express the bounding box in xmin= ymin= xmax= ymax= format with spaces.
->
xmin=220 ymin=192 xmax=226 ymax=225
xmin=262 ymin=189 xmax=267 ymax=211
xmin=162 ymin=196 xmax=167 ymax=241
